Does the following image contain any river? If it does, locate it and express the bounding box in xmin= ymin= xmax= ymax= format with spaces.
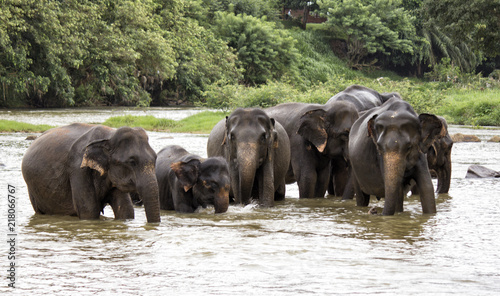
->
xmin=1 ymin=107 xmax=499 ymax=295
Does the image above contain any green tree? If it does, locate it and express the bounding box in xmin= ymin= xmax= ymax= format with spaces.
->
xmin=423 ymin=0 xmax=500 ymax=58
xmin=395 ymin=0 xmax=483 ymax=75
xmin=1 ymin=0 xmax=79 ymax=107
xmin=212 ymin=12 xmax=299 ymax=85
xmin=317 ymin=0 xmax=416 ymax=69
xmin=76 ymin=0 xmax=177 ymax=106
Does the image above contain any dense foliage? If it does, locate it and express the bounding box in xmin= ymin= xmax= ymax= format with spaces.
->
xmin=1 ymin=0 xmax=499 ymax=112
xmin=317 ymin=0 xmax=416 ymax=69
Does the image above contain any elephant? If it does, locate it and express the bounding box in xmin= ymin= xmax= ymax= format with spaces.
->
xmin=22 ymin=123 xmax=161 ymax=222
xmin=325 ymin=84 xmax=402 ymax=198
xmin=326 ymin=84 xmax=401 ymax=110
xmin=156 ymin=145 xmax=230 ymax=213
xmin=207 ymin=108 xmax=290 ymax=206
xmin=265 ymin=100 xmax=359 ymax=199
xmin=425 ymin=116 xmax=453 ymax=193
xmin=348 ymin=98 xmax=443 ymax=215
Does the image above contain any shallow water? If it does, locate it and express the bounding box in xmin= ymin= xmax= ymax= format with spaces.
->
xmin=1 ymin=109 xmax=500 ymax=295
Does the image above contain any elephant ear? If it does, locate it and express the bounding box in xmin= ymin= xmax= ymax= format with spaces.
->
xmin=367 ymin=114 xmax=378 ymax=144
xmin=297 ymin=109 xmax=328 ymax=153
xmin=269 ymin=118 xmax=279 ymax=149
xmin=81 ymin=139 xmax=110 ymax=176
xmin=170 ymin=158 xmax=201 ymax=192
xmin=419 ymin=113 xmax=443 ymax=153
xmin=221 ymin=116 xmax=230 ymax=146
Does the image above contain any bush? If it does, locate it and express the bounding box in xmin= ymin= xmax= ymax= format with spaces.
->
xmin=212 ymin=12 xmax=299 ymax=85
xmin=102 ymin=115 xmax=177 ymax=131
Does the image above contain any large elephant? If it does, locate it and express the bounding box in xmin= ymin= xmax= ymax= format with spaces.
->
xmin=349 ymin=98 xmax=443 ymax=215
xmin=156 ymin=145 xmax=230 ymax=213
xmin=425 ymin=116 xmax=453 ymax=193
xmin=326 ymin=84 xmax=402 ymax=198
xmin=265 ymin=101 xmax=358 ymax=199
xmin=22 ymin=123 xmax=161 ymax=222
xmin=207 ymin=108 xmax=290 ymax=206
xmin=326 ymin=84 xmax=401 ymax=110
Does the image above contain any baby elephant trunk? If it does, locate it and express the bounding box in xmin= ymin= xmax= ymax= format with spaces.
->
xmin=214 ymin=185 xmax=230 ymax=213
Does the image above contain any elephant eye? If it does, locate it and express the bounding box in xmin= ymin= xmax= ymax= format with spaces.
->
xmin=338 ymin=131 xmax=349 ymax=140
xmin=128 ymin=157 xmax=138 ymax=167
xmin=260 ymin=133 xmax=267 ymax=142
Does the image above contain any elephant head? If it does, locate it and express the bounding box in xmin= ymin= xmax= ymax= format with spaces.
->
xmin=223 ymin=108 xmax=278 ymax=206
xmin=426 ymin=116 xmax=453 ymax=193
xmin=367 ymin=111 xmax=442 ymax=215
xmin=170 ymin=156 xmax=230 ymax=213
xmin=297 ymin=101 xmax=358 ymax=160
xmin=81 ymin=127 xmax=161 ymax=223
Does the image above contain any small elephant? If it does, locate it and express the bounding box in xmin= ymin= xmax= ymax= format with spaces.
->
xmin=326 ymin=84 xmax=402 ymax=198
xmin=22 ymin=123 xmax=161 ymax=222
xmin=349 ymin=98 xmax=443 ymax=215
xmin=426 ymin=116 xmax=453 ymax=193
xmin=266 ymin=101 xmax=358 ymax=199
xmin=156 ymin=145 xmax=230 ymax=213
xmin=207 ymin=108 xmax=290 ymax=206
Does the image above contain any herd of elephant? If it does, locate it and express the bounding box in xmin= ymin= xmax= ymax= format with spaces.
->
xmin=21 ymin=85 xmax=453 ymax=223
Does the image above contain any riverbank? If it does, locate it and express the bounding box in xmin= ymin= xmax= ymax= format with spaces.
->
xmin=0 ymin=109 xmax=227 ymax=134
xmin=0 ymin=120 xmax=54 ymax=133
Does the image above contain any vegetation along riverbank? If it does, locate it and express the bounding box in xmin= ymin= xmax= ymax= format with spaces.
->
xmin=1 ymin=1 xmax=499 ymax=126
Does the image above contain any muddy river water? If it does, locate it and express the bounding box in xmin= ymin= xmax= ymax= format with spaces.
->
xmin=1 ymin=107 xmax=499 ymax=295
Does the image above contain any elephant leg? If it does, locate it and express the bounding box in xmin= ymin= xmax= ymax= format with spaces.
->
xmin=414 ymin=155 xmax=437 ymax=214
xmin=333 ymin=160 xmax=349 ymax=197
xmin=158 ymin=180 xmax=175 ymax=211
xmin=327 ymin=162 xmax=335 ymax=195
xmin=108 ymin=189 xmax=135 ymax=219
xmin=297 ymin=171 xmax=317 ymax=199
xmin=70 ymin=173 xmax=101 ymax=220
xmin=314 ymin=167 xmax=330 ymax=198
xmin=341 ymin=171 xmax=354 ymax=200
xmin=274 ymin=183 xmax=286 ymax=201
xmin=353 ymin=177 xmax=370 ymax=207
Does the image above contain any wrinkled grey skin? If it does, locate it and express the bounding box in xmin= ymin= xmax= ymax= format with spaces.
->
xmin=349 ymin=98 xmax=443 ymax=215
xmin=266 ymin=101 xmax=358 ymax=199
xmin=207 ymin=108 xmax=290 ymax=206
xmin=326 ymin=84 xmax=401 ymax=110
xmin=22 ymin=123 xmax=161 ymax=223
xmin=326 ymin=84 xmax=401 ymax=198
xmin=156 ymin=145 xmax=230 ymax=213
xmin=424 ymin=116 xmax=453 ymax=193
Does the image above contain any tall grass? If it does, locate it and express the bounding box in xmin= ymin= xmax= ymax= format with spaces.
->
xmin=102 ymin=111 xmax=228 ymax=134
xmin=438 ymin=88 xmax=500 ymax=126
xmin=102 ymin=115 xmax=178 ymax=131
xmin=0 ymin=120 xmax=54 ymax=132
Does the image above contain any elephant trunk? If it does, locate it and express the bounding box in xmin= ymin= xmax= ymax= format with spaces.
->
xmin=236 ymin=143 xmax=259 ymax=205
xmin=214 ymin=185 xmax=230 ymax=213
xmin=137 ymin=165 xmax=161 ymax=223
xmin=382 ymin=152 xmax=406 ymax=215
xmin=436 ymin=154 xmax=451 ymax=194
